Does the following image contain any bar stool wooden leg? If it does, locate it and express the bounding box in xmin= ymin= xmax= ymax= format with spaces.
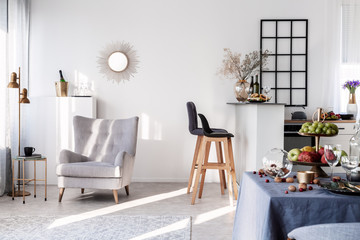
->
xmin=223 ymin=138 xmax=234 ymax=206
xmin=216 ymin=142 xmax=226 ymax=195
xmin=187 ymin=136 xmax=202 ymax=194
xmin=199 ymin=141 xmax=211 ymax=199
xmin=191 ymin=138 xmax=206 ymax=205
xmin=227 ymin=138 xmax=238 ymax=200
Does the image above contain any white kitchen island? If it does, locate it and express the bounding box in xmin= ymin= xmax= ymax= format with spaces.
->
xmin=228 ymin=102 xmax=285 ymax=182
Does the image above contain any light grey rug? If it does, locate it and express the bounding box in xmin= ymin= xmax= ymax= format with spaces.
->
xmin=0 ymin=215 xmax=191 ymax=240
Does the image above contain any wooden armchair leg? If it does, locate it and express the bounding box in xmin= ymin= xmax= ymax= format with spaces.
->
xmin=113 ymin=190 xmax=119 ymax=204
xmin=125 ymin=185 xmax=129 ymax=196
xmin=81 ymin=188 xmax=84 ymax=194
xmin=59 ymin=188 xmax=65 ymax=202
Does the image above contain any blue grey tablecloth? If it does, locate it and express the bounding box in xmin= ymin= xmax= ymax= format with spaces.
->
xmin=232 ymin=172 xmax=360 ymax=240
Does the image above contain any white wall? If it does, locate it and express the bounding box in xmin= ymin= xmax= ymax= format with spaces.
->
xmin=28 ymin=0 xmax=330 ymax=183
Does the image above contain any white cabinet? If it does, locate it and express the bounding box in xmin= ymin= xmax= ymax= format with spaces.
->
xmin=319 ymin=122 xmax=356 ymax=154
xmin=56 ymin=97 xmax=96 ymax=163
xmin=228 ymin=103 xmax=285 ymax=182
xmin=25 ymin=97 xmax=96 ymax=185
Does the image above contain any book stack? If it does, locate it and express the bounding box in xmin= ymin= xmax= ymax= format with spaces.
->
xmin=17 ymin=154 xmax=42 ymax=159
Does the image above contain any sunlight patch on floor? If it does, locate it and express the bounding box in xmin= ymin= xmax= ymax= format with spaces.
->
xmin=48 ymin=188 xmax=187 ymax=229
xmin=193 ymin=205 xmax=235 ymax=225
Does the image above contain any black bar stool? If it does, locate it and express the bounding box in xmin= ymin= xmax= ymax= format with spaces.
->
xmin=186 ymin=102 xmax=227 ymax=195
xmin=191 ymin=113 xmax=238 ymax=205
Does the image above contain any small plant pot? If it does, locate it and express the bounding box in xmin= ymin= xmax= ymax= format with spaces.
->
xmin=55 ymin=82 xmax=68 ymax=97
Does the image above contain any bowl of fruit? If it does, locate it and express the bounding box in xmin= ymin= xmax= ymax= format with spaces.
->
xmin=298 ymin=121 xmax=338 ymax=136
xmin=321 ymin=111 xmax=341 ymax=120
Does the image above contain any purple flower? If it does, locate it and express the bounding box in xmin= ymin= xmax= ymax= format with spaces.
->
xmin=343 ymin=80 xmax=360 ymax=93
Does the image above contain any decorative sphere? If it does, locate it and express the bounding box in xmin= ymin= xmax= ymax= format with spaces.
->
xmin=262 ymin=148 xmax=293 ymax=178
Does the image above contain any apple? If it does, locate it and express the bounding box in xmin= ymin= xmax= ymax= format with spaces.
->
xmin=288 ymin=148 xmax=301 ymax=161
xmin=341 ymin=150 xmax=348 ymax=157
xmin=318 ymin=147 xmax=324 ymax=156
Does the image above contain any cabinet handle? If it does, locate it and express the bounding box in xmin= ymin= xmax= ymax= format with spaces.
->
xmin=338 ymin=128 xmax=345 ymax=130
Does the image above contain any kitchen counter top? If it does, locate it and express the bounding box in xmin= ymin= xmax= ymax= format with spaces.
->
xmin=285 ymin=119 xmax=356 ymax=123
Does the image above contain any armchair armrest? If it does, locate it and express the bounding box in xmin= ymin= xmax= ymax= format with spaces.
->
xmin=114 ymin=151 xmax=135 ymax=187
xmin=59 ymin=149 xmax=90 ymax=164
xmin=114 ymin=151 xmax=134 ymax=167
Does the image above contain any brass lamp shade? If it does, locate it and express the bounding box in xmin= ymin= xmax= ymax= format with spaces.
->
xmin=20 ymin=88 xmax=30 ymax=104
xmin=7 ymin=72 xmax=19 ymax=88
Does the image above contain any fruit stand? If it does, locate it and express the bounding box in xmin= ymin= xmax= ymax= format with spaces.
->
xmin=295 ymin=108 xmax=338 ymax=177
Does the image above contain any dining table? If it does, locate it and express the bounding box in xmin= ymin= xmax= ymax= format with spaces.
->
xmin=232 ymin=171 xmax=360 ymax=240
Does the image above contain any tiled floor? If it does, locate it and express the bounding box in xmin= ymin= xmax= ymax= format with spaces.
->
xmin=0 ymin=183 xmax=236 ymax=239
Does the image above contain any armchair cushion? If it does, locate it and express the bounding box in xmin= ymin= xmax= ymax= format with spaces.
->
xmin=56 ymin=162 xmax=121 ymax=178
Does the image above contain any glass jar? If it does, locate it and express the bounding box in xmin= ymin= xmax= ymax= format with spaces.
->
xmin=262 ymin=148 xmax=293 ymax=178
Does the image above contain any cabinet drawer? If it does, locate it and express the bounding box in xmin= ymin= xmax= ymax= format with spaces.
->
xmin=336 ymin=123 xmax=356 ymax=135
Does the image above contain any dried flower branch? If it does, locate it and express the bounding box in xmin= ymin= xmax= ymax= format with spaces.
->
xmin=219 ymin=48 xmax=270 ymax=81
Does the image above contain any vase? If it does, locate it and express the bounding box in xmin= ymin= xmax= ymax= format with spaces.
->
xmin=347 ymin=92 xmax=358 ymax=119
xmin=234 ymin=80 xmax=250 ymax=102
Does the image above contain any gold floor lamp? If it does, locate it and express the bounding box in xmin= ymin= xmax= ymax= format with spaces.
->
xmin=7 ymin=67 xmax=31 ymax=197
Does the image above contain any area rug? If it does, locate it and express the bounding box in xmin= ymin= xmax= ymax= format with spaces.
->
xmin=0 ymin=215 xmax=191 ymax=240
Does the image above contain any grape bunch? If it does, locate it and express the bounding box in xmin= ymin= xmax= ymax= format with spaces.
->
xmin=299 ymin=121 xmax=338 ymax=135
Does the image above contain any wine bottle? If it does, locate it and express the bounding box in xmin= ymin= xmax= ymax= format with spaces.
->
xmin=59 ymin=70 xmax=66 ymax=82
xmin=250 ymin=76 xmax=254 ymax=94
xmin=254 ymin=75 xmax=260 ymax=94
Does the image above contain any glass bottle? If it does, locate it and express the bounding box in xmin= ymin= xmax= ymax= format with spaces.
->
xmin=254 ymin=75 xmax=260 ymax=94
xmin=349 ymin=123 xmax=360 ymax=157
xmin=349 ymin=123 xmax=360 ymax=181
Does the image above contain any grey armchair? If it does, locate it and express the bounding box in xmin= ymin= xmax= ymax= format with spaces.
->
xmin=287 ymin=222 xmax=360 ymax=240
xmin=56 ymin=115 xmax=139 ymax=204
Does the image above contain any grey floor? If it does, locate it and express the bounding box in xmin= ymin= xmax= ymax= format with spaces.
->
xmin=0 ymin=183 xmax=235 ymax=239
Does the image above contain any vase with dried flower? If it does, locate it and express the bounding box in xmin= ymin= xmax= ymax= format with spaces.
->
xmin=219 ymin=48 xmax=269 ymax=102
xmin=343 ymin=80 xmax=360 ymax=119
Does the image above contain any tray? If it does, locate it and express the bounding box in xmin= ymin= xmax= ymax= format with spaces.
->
xmin=320 ymin=181 xmax=360 ymax=196
xmin=292 ymin=161 xmax=329 ymax=167
xmin=247 ymin=99 xmax=268 ymax=103
xmin=298 ymin=132 xmax=338 ymax=137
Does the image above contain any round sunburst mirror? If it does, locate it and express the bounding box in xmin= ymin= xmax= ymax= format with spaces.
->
xmin=97 ymin=42 xmax=139 ymax=83
xmin=108 ymin=52 xmax=128 ymax=72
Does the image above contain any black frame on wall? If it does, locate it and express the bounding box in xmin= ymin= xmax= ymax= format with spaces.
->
xmin=260 ymin=19 xmax=308 ymax=107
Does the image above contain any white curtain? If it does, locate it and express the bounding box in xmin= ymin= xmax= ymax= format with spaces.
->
xmin=0 ymin=0 xmax=10 ymax=196
xmin=0 ymin=0 xmax=30 ymax=196
xmin=339 ymin=0 xmax=360 ymax=115
xmin=322 ymin=0 xmax=342 ymax=113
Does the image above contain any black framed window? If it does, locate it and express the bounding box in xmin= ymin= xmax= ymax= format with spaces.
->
xmin=260 ymin=19 xmax=308 ymax=107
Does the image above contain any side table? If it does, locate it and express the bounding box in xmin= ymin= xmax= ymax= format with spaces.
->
xmin=12 ymin=156 xmax=47 ymax=204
